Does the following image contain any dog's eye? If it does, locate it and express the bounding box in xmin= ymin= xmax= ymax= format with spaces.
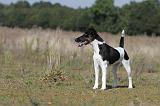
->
xmin=84 ymin=34 xmax=89 ymax=37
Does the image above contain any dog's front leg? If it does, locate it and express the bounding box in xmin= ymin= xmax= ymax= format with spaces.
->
xmin=93 ymin=58 xmax=99 ymax=89
xmin=101 ymin=64 xmax=107 ymax=90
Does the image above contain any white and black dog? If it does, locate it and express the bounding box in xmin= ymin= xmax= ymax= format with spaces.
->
xmin=75 ymin=28 xmax=133 ymax=90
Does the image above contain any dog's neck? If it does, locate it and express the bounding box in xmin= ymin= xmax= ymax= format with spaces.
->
xmin=91 ymin=39 xmax=105 ymax=54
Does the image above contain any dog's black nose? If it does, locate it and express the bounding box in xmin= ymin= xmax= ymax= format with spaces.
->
xmin=75 ymin=38 xmax=78 ymax=42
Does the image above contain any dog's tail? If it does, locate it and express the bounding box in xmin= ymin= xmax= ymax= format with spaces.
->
xmin=119 ymin=30 xmax=125 ymax=48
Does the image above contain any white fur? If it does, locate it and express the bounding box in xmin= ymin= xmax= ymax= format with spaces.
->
xmin=91 ymin=40 xmax=107 ymax=90
xmin=122 ymin=59 xmax=133 ymax=88
xmin=91 ymin=39 xmax=133 ymax=90
xmin=121 ymin=30 xmax=125 ymax=37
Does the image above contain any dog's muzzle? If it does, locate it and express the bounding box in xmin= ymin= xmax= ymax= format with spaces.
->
xmin=75 ymin=38 xmax=90 ymax=47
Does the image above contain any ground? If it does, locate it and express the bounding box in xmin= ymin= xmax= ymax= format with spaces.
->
xmin=0 ymin=27 xmax=160 ymax=106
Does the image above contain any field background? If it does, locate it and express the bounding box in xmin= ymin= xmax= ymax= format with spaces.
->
xmin=0 ymin=27 xmax=160 ymax=106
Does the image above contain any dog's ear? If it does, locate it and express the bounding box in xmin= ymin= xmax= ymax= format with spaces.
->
xmin=88 ymin=28 xmax=97 ymax=34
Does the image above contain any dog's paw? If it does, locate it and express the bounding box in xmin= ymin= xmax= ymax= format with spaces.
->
xmin=100 ymin=87 xmax=106 ymax=90
xmin=128 ymin=86 xmax=133 ymax=89
xmin=128 ymin=84 xmax=133 ymax=89
xmin=93 ymin=86 xmax=98 ymax=90
xmin=112 ymin=85 xmax=117 ymax=88
xmin=112 ymin=80 xmax=117 ymax=88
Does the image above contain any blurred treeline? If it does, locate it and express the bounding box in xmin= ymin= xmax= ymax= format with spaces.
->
xmin=0 ymin=0 xmax=160 ymax=35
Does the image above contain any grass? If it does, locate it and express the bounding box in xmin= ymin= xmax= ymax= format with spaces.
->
xmin=0 ymin=27 xmax=160 ymax=106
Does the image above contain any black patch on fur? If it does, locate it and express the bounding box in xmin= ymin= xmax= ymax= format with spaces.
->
xmin=119 ymin=37 xmax=124 ymax=48
xmin=86 ymin=28 xmax=103 ymax=42
xmin=95 ymin=34 xmax=103 ymax=42
xmin=98 ymin=44 xmax=120 ymax=64
xmin=124 ymin=50 xmax=129 ymax=60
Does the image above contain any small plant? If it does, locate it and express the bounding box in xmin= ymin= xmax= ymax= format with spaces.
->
xmin=42 ymin=69 xmax=66 ymax=85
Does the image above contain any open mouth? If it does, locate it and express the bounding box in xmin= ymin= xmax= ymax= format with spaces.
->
xmin=77 ymin=41 xmax=88 ymax=47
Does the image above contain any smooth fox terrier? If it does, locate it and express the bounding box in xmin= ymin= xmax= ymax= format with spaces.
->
xmin=75 ymin=28 xmax=133 ymax=90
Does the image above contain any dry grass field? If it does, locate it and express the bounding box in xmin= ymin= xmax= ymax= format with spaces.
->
xmin=0 ymin=27 xmax=160 ymax=106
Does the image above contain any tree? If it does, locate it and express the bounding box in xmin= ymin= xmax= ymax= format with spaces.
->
xmin=32 ymin=1 xmax=52 ymax=8
xmin=13 ymin=1 xmax=30 ymax=8
xmin=89 ymin=0 xmax=121 ymax=33
xmin=127 ymin=0 xmax=160 ymax=35
xmin=76 ymin=9 xmax=91 ymax=31
xmin=0 ymin=0 xmax=159 ymax=36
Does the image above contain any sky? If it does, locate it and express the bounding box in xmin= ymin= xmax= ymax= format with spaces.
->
xmin=0 ymin=0 xmax=144 ymax=8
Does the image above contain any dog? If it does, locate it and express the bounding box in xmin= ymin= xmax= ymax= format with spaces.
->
xmin=75 ymin=28 xmax=133 ymax=90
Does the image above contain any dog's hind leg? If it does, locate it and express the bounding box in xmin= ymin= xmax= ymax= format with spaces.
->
xmin=112 ymin=63 xmax=120 ymax=88
xmin=122 ymin=59 xmax=133 ymax=88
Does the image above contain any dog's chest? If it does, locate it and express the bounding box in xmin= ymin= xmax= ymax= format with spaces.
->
xmin=91 ymin=40 xmax=107 ymax=64
xmin=93 ymin=53 xmax=105 ymax=66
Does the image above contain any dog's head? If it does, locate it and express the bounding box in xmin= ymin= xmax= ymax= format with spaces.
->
xmin=75 ymin=28 xmax=98 ymax=47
